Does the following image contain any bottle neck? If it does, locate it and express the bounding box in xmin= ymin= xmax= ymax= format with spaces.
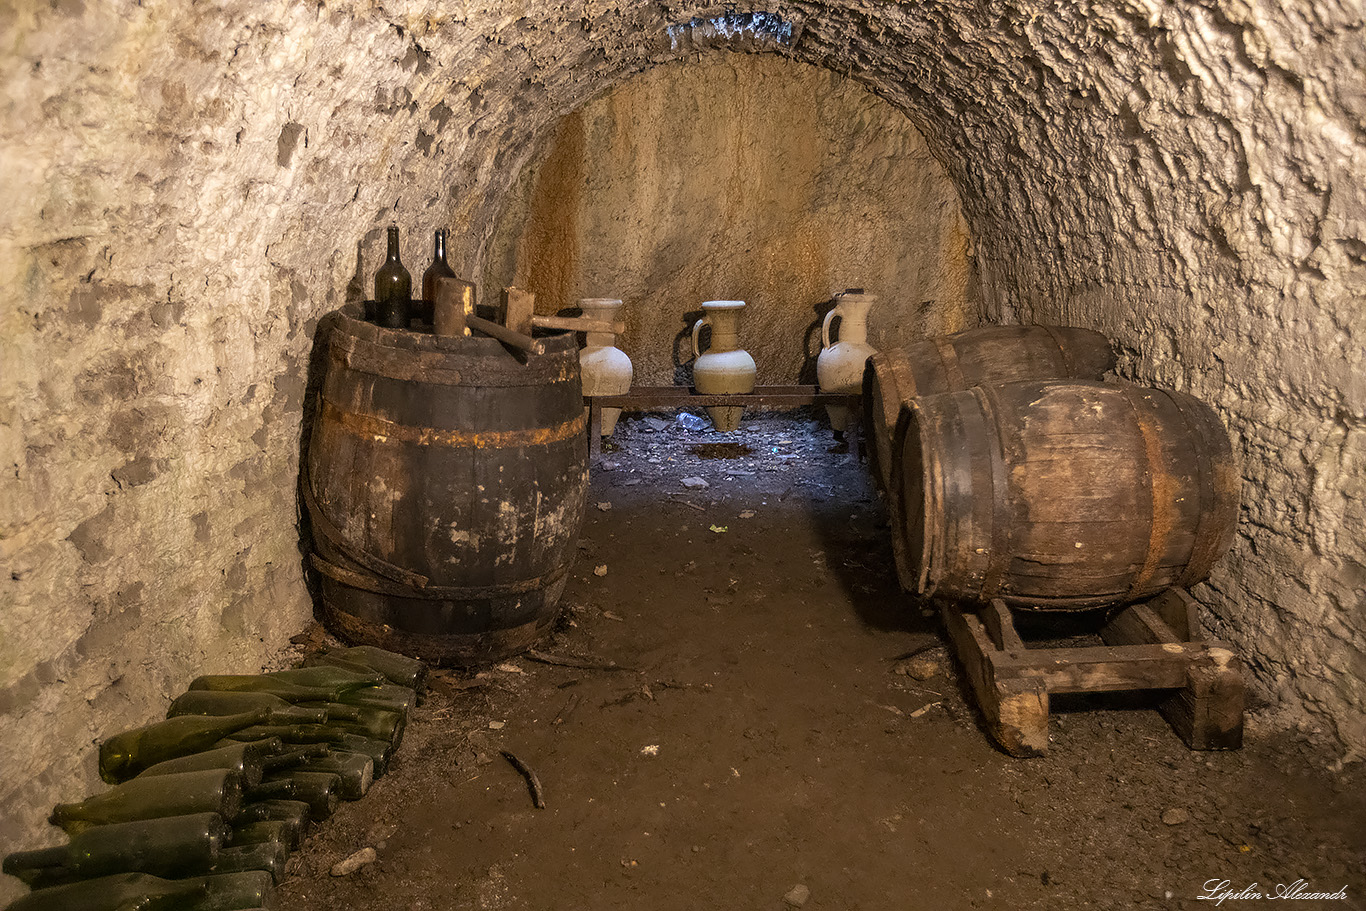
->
xmin=386 ymin=228 xmax=402 ymax=263
xmin=433 ymin=229 xmax=447 ymax=262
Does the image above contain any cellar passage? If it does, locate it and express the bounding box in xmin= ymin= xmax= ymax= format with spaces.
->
xmin=1 ymin=1 xmax=1363 ymax=899
xmin=273 ymin=416 xmax=1366 ymax=910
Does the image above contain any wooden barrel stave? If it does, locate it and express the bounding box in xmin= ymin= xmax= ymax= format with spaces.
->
xmin=865 ymin=325 xmax=1116 ymax=494
xmin=305 ymin=306 xmax=587 ymax=665
xmin=898 ymin=380 xmax=1237 ymax=610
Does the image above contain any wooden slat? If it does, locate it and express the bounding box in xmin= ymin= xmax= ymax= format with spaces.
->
xmin=1100 ymin=603 xmax=1182 ymax=646
xmin=586 ymin=386 xmax=860 ymax=408
xmin=1165 ymin=652 xmax=1245 ymax=750
xmin=983 ymin=599 xmax=1025 ymax=651
xmin=940 ymin=601 xmax=1049 ymax=757
xmin=1149 ymin=588 xmax=1198 ymax=640
xmin=999 ymin=641 xmax=1212 ymax=693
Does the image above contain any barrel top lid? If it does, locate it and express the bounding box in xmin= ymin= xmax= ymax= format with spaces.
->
xmin=330 ymin=304 xmax=576 ymax=356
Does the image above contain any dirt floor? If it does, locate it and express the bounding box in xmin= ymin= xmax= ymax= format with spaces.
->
xmin=278 ymin=413 xmax=1365 ymax=911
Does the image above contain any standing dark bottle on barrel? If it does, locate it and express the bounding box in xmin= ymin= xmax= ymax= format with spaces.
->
xmin=420 ymin=228 xmax=456 ymax=324
xmin=373 ymin=225 xmax=412 ymax=328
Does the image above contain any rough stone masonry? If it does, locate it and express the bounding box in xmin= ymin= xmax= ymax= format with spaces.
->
xmin=0 ymin=0 xmax=1362 ymax=888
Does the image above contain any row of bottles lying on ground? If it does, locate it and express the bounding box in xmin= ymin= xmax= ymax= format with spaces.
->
xmin=3 ymin=645 xmax=427 ymax=911
xmin=369 ymin=225 xmax=458 ymax=329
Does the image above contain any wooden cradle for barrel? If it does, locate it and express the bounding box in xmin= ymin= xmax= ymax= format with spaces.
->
xmin=896 ymin=380 xmax=1239 ymax=610
xmin=863 ymin=325 xmax=1116 ymax=588
xmin=303 ymin=305 xmax=589 ymax=666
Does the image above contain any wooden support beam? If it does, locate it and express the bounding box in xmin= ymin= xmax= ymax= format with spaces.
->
xmin=940 ymin=601 xmax=1049 ymax=757
xmin=983 ymin=599 xmax=1026 ymax=651
xmin=1165 ymin=650 xmax=1244 ymax=750
xmin=1102 ymin=598 xmax=1243 ymax=750
xmin=589 ymin=401 xmax=603 ymax=458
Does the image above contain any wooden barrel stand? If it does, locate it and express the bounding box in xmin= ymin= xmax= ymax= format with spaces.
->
xmin=943 ymin=589 xmax=1245 ymax=757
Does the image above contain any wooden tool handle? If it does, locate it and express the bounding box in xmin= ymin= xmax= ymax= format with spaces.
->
xmin=467 ymin=313 xmax=546 ymax=356
xmin=530 ymin=315 xmax=626 ymax=335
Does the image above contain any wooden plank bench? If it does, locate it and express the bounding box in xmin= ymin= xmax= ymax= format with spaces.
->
xmin=941 ymin=588 xmax=1244 ymax=757
xmin=584 ymin=385 xmax=863 ymax=457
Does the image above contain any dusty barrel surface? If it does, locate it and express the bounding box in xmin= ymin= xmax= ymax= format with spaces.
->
xmin=303 ymin=305 xmax=588 ymax=665
xmin=863 ymin=325 xmax=1115 ymax=496
xmin=896 ymin=380 xmax=1239 ymax=609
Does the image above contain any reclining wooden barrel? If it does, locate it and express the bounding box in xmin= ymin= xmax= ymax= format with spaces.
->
xmin=895 ymin=379 xmax=1239 ymax=609
xmin=863 ymin=325 xmax=1115 ymax=587
xmin=863 ymin=325 xmax=1116 ymax=496
xmin=303 ymin=304 xmax=588 ymax=665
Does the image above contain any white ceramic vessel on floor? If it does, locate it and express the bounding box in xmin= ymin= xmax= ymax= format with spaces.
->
xmin=578 ymin=298 xmax=632 ymax=436
xmin=691 ymin=300 xmax=757 ymax=432
xmin=816 ymin=290 xmax=878 ymax=431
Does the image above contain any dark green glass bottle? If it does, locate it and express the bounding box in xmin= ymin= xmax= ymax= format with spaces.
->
xmin=186 ymin=675 xmax=354 ymax=703
xmin=167 ymin=691 xmax=329 ymax=725
xmin=242 ymin=780 xmax=295 ymax=803
xmin=264 ymin=666 xmax=384 ymax=690
xmin=314 ymin=645 xmax=427 ymax=689
xmin=137 ymin=739 xmax=283 ymax=789
xmin=260 ymin=743 xmax=329 ymax=772
xmin=261 ymin=770 xmax=340 ymax=820
xmin=3 ymin=812 xmax=230 ymax=887
xmin=293 ymin=750 xmax=373 ymax=800
xmin=231 ymin=819 xmax=298 ymax=852
xmin=221 ymin=726 xmax=389 ymax=776
xmin=50 ymin=770 xmax=244 ymax=833
xmin=197 ymin=841 xmax=289 ymax=883
xmin=4 ymin=872 xmax=208 ymax=911
xmin=231 ymin=803 xmax=310 ymax=848
xmin=373 ymin=225 xmax=412 ymax=329
xmin=337 ymin=683 xmax=416 ymax=720
xmin=99 ymin=710 xmax=291 ymax=782
xmin=297 ymin=704 xmax=403 ymax=748
xmin=419 ymin=228 xmax=457 ymax=324
xmin=175 ymin=870 xmax=274 ymax=911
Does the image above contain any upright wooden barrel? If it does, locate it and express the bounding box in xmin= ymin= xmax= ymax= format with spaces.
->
xmin=303 ymin=305 xmax=588 ymax=665
xmin=863 ymin=325 xmax=1116 ymax=496
xmin=896 ymin=380 xmax=1239 ymax=609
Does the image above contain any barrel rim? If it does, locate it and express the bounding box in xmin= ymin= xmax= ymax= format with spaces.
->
xmin=895 ymin=402 xmax=935 ymax=595
xmin=331 ymin=304 xmax=578 ymax=355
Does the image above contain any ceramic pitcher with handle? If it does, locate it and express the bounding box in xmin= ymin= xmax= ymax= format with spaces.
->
xmin=816 ymin=290 xmax=877 ymax=431
xmin=691 ymin=300 xmax=757 ymax=432
xmin=578 ymin=298 xmax=632 ymax=436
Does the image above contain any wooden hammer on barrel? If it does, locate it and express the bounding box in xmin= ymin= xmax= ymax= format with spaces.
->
xmin=503 ymin=288 xmax=626 ymax=337
xmin=434 ymin=279 xmax=629 ymax=356
xmin=433 ymin=277 xmax=546 ymax=356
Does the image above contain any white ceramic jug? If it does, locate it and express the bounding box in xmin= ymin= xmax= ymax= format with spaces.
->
xmin=691 ymin=300 xmax=757 ymax=432
xmin=577 ymin=298 xmax=632 ymax=436
xmin=816 ymin=291 xmax=877 ymax=431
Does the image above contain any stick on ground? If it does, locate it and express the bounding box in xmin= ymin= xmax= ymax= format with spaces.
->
xmin=500 ymin=750 xmax=546 ymax=809
xmin=526 ymin=649 xmax=635 ymax=672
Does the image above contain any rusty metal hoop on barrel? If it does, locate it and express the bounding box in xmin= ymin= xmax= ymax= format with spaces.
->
xmin=895 ymin=379 xmax=1239 ymax=609
xmin=863 ymin=325 xmax=1115 ymax=588
xmin=303 ymin=305 xmax=589 ymax=666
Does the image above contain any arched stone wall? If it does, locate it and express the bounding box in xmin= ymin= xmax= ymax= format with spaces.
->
xmin=1 ymin=0 xmax=1362 ymax=880
xmin=481 ymin=53 xmax=977 ymax=386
